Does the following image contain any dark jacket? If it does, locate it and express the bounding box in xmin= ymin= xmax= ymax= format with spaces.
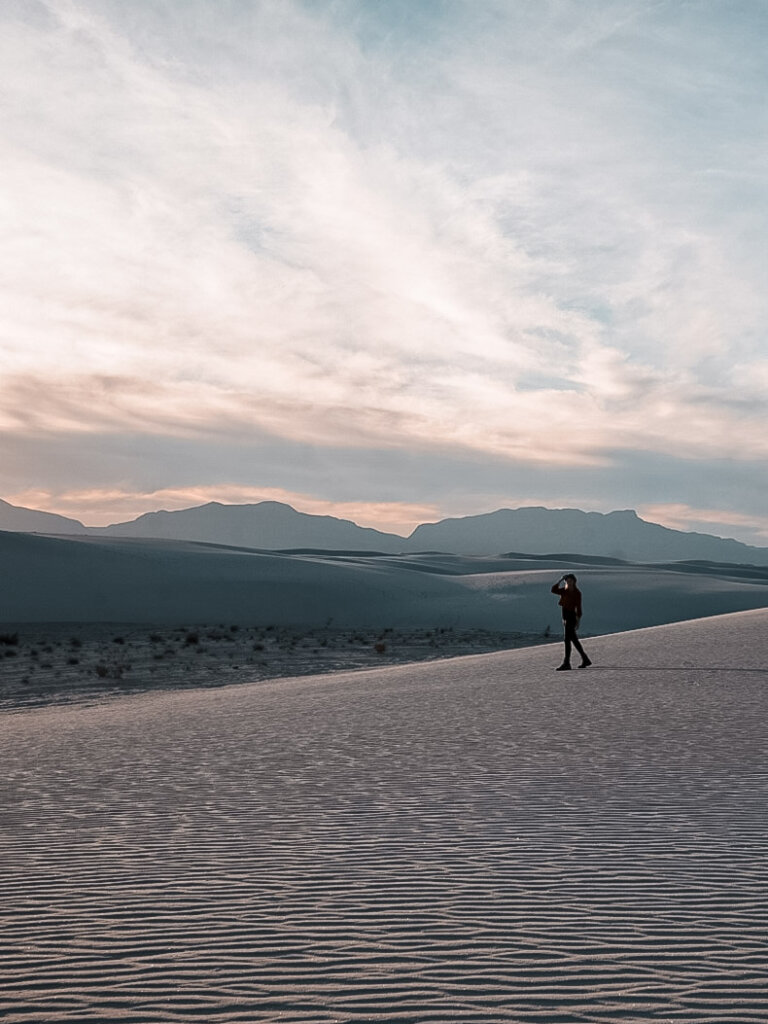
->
xmin=551 ymin=582 xmax=582 ymax=618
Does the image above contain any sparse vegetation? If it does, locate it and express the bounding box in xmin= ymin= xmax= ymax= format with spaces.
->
xmin=0 ymin=622 xmax=543 ymax=711
xmin=94 ymin=663 xmax=123 ymax=680
xmin=0 ymin=632 xmax=19 ymax=646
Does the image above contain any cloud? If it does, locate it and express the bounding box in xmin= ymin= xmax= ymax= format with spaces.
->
xmin=1 ymin=0 xmax=767 ymax=536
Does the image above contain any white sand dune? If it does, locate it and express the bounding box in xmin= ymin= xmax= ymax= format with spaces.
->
xmin=1 ymin=608 xmax=767 ymax=1022
xmin=2 ymin=530 xmax=767 ymax=634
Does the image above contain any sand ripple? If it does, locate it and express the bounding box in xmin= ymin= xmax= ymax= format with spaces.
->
xmin=2 ymin=611 xmax=768 ymax=1022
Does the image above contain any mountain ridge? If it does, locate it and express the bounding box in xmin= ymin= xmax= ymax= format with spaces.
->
xmin=0 ymin=498 xmax=88 ymax=535
xmin=1 ymin=497 xmax=767 ymax=565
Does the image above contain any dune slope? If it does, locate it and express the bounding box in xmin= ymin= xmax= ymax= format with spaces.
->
xmin=1 ymin=609 xmax=767 ymax=1022
xmin=2 ymin=531 xmax=767 ymax=633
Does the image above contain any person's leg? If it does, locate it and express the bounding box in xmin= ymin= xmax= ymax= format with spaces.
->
xmin=557 ymin=615 xmax=572 ymax=669
xmin=570 ymin=623 xmax=591 ymax=667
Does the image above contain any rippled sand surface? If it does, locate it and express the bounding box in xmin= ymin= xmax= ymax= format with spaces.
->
xmin=2 ymin=609 xmax=767 ymax=1022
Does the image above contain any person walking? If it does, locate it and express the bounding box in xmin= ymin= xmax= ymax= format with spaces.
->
xmin=551 ymin=573 xmax=591 ymax=671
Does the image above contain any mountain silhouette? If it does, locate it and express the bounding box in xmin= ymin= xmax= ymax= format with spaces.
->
xmin=0 ymin=498 xmax=87 ymax=535
xmin=95 ymin=501 xmax=406 ymax=552
xmin=2 ymin=497 xmax=767 ymax=565
xmin=407 ymin=506 xmax=768 ymax=563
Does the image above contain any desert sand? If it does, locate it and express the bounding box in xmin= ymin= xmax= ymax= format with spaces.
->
xmin=3 ymin=531 xmax=768 ymax=631
xmin=3 ymin=531 xmax=768 ymax=710
xmin=1 ymin=607 xmax=767 ymax=1022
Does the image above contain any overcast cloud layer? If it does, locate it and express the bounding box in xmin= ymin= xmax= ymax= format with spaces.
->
xmin=2 ymin=0 xmax=767 ymax=541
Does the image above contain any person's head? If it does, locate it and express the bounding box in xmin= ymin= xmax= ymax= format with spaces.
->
xmin=563 ymin=573 xmax=577 ymax=586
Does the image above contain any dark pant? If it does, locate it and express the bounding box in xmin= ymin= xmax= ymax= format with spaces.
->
xmin=562 ymin=611 xmax=586 ymax=665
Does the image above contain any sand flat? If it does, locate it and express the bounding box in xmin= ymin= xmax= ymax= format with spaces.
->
xmin=1 ymin=609 xmax=767 ymax=1022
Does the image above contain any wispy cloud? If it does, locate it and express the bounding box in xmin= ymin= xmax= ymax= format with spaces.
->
xmin=1 ymin=0 xmax=766 ymax=537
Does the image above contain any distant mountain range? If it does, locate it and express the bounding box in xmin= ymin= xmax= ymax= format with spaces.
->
xmin=2 ymin=496 xmax=768 ymax=565
xmin=0 ymin=498 xmax=89 ymax=535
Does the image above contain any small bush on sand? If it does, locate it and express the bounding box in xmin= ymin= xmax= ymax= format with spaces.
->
xmin=374 ymin=642 xmax=387 ymax=654
xmin=0 ymin=632 xmax=19 ymax=646
xmin=94 ymin=663 xmax=123 ymax=679
xmin=184 ymin=632 xmax=199 ymax=646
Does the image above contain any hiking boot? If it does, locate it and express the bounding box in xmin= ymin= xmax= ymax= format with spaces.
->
xmin=556 ymin=662 xmax=571 ymax=671
xmin=578 ymin=657 xmax=592 ymax=669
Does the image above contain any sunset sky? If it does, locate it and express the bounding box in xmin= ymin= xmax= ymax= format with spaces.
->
xmin=2 ymin=0 xmax=767 ymax=542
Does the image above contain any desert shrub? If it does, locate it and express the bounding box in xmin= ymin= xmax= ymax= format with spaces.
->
xmin=253 ymin=642 xmax=265 ymax=651
xmin=230 ymin=624 xmax=239 ymax=632
xmin=184 ymin=631 xmax=199 ymax=646
xmin=5 ymin=649 xmax=18 ymax=658
xmin=94 ymin=663 xmax=123 ymax=679
xmin=113 ymin=636 xmax=125 ymax=645
xmin=0 ymin=632 xmax=19 ymax=646
xmin=69 ymin=637 xmax=82 ymax=648
xmin=374 ymin=642 xmax=387 ymax=654
xmin=149 ymin=633 xmax=163 ymax=643
xmin=67 ymin=657 xmax=80 ymax=666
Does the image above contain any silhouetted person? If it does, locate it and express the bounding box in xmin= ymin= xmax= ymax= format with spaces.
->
xmin=551 ymin=573 xmax=591 ymax=671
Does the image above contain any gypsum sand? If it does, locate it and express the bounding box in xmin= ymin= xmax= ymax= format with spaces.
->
xmin=2 ymin=609 xmax=767 ymax=1023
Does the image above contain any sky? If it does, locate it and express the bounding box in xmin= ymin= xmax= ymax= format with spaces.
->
xmin=2 ymin=0 xmax=767 ymax=542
